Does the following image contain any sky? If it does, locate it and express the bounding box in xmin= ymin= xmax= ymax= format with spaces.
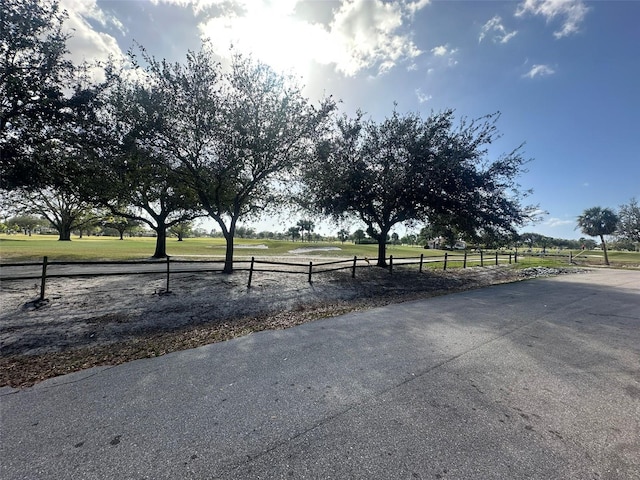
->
xmin=59 ymin=0 xmax=639 ymax=240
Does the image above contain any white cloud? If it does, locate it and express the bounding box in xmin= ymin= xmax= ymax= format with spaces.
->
xmin=159 ymin=0 xmax=426 ymax=77
xmin=62 ymin=0 xmax=125 ymax=32
xmin=530 ymin=208 xmax=548 ymax=217
xmin=150 ymin=0 xmax=242 ymax=15
xmin=429 ymin=44 xmax=458 ymax=68
xmin=479 ymin=16 xmax=518 ymax=44
xmin=59 ymin=0 xmax=126 ymax=79
xmin=523 ymin=64 xmax=555 ymax=78
xmin=431 ymin=45 xmax=448 ymax=56
xmin=415 ymin=88 xmax=432 ymax=103
xmin=430 ymin=45 xmax=458 ymax=59
xmin=61 ymin=0 xmax=431 ymax=80
xmin=515 ymin=0 xmax=590 ymax=38
xmin=405 ymin=0 xmax=431 ymax=16
xmin=327 ymin=0 xmax=423 ymax=76
xmin=545 ymin=217 xmax=575 ymax=227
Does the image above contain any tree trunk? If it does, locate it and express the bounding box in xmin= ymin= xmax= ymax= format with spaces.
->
xmin=223 ymin=233 xmax=234 ymax=274
xmin=57 ymin=222 xmax=72 ymax=241
xmin=600 ymin=234 xmax=610 ymax=265
xmin=376 ymin=238 xmax=387 ymax=267
xmin=153 ymin=227 xmax=167 ymax=258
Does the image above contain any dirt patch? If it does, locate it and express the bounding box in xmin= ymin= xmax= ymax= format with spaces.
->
xmin=0 ymin=264 xmax=582 ymax=388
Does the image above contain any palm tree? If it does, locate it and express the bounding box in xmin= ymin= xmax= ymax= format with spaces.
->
xmin=577 ymin=206 xmax=619 ymax=265
xmin=296 ymin=219 xmax=315 ymax=242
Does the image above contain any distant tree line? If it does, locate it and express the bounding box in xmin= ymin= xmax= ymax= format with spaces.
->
xmin=2 ymin=209 xmax=637 ymax=256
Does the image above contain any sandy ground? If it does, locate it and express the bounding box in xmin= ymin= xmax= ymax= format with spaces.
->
xmin=1 ymin=267 xmax=357 ymax=356
xmin=0 ymin=263 xmax=582 ymax=387
xmin=0 ymin=263 xmax=573 ymax=357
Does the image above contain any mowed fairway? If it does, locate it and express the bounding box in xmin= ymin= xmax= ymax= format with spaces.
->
xmin=1 ymin=234 xmax=637 ymax=267
xmin=0 ymin=234 xmax=426 ymax=262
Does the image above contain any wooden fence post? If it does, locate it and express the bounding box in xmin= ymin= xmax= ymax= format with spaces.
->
xmin=166 ymin=256 xmax=171 ymax=292
xmin=509 ymin=253 xmax=512 ymax=264
xmin=308 ymin=261 xmax=313 ymax=283
xmin=443 ymin=252 xmax=448 ymax=271
xmin=40 ymin=256 xmax=48 ymax=301
xmin=463 ymin=252 xmax=467 ymax=269
xmin=352 ymin=256 xmax=357 ymax=278
xmin=480 ymin=251 xmax=484 ymax=267
xmin=389 ymin=255 xmax=393 ymax=274
xmin=495 ymin=252 xmax=499 ymax=266
xmin=515 ymin=251 xmax=518 ymax=263
xmin=569 ymin=252 xmax=573 ymax=264
xmin=248 ymin=257 xmax=255 ymax=287
xmin=419 ymin=253 xmax=424 ymax=273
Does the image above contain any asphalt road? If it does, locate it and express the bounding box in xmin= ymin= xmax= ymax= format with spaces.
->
xmin=1 ymin=269 xmax=639 ymax=479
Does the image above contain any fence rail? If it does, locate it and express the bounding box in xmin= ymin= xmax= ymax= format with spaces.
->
xmin=0 ymin=251 xmax=521 ymax=301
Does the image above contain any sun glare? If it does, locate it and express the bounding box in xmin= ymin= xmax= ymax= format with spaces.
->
xmin=199 ymin=2 xmax=332 ymax=81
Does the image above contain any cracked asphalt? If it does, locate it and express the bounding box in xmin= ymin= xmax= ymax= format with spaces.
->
xmin=1 ymin=269 xmax=639 ymax=479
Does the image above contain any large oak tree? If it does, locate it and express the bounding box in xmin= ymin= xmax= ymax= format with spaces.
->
xmin=84 ymin=74 xmax=203 ymax=257
xmin=139 ymin=48 xmax=334 ymax=272
xmin=616 ymin=198 xmax=640 ymax=249
xmin=302 ymin=109 xmax=534 ymax=267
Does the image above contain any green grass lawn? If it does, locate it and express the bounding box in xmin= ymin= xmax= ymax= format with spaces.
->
xmin=2 ymin=234 xmax=637 ymax=267
xmin=513 ymin=249 xmax=640 ymax=268
xmin=0 ymin=234 xmax=439 ymax=262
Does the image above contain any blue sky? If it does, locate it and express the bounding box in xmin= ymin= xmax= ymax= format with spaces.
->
xmin=61 ymin=0 xmax=639 ymax=239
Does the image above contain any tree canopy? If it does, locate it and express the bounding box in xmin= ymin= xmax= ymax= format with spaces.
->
xmin=617 ymin=198 xmax=640 ymax=247
xmin=135 ymin=48 xmax=335 ymax=271
xmin=0 ymin=0 xmax=106 ymax=191
xmin=301 ymin=109 xmax=534 ymax=266
xmin=83 ymin=72 xmax=203 ymax=257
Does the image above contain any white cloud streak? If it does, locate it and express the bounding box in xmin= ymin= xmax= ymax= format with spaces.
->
xmin=515 ymin=0 xmax=590 ymax=38
xmin=479 ymin=16 xmax=518 ymax=44
xmin=545 ymin=217 xmax=575 ymax=227
xmin=415 ymin=88 xmax=432 ymax=103
xmin=523 ymin=64 xmax=555 ymax=78
xmin=405 ymin=0 xmax=431 ymax=17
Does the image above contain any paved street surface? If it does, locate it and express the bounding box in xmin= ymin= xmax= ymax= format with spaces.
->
xmin=1 ymin=269 xmax=639 ymax=479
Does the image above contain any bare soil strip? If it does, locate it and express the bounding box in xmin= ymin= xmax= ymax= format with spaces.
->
xmin=0 ymin=265 xmax=580 ymax=388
